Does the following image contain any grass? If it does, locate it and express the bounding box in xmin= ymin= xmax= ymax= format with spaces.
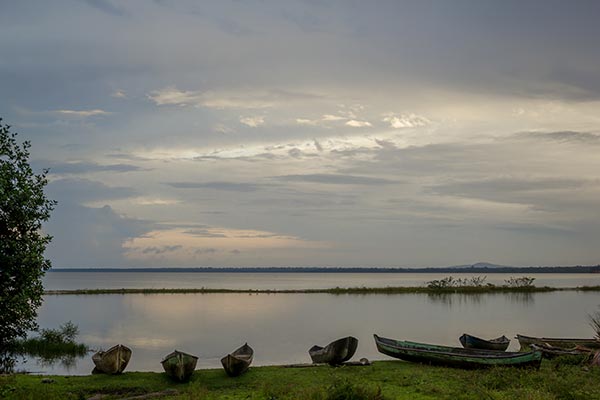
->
xmin=43 ymin=285 xmax=600 ymax=295
xmin=2 ymin=359 xmax=600 ymax=399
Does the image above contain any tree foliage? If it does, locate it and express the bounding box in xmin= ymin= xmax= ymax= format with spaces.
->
xmin=0 ymin=119 xmax=56 ymax=372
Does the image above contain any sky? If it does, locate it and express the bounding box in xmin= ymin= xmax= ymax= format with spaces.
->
xmin=2 ymin=0 xmax=600 ymax=268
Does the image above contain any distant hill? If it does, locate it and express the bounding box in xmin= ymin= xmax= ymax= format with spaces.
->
xmin=446 ymin=262 xmax=513 ymax=270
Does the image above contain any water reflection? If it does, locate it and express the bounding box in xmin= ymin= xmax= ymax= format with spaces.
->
xmin=505 ymin=292 xmax=534 ymax=305
xmin=19 ymin=291 xmax=600 ymax=374
xmin=427 ymin=292 xmax=534 ymax=306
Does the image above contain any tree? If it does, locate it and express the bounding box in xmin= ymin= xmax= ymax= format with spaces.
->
xmin=0 ymin=119 xmax=56 ymax=372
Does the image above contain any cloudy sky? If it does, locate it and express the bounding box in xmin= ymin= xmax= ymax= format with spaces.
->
xmin=2 ymin=1 xmax=600 ymax=268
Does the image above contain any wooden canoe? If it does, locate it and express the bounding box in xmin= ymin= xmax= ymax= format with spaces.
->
xmin=374 ymin=334 xmax=541 ymax=369
xmin=161 ymin=350 xmax=198 ymax=382
xmin=221 ymin=343 xmax=253 ymax=377
xmin=92 ymin=344 xmax=132 ymax=374
xmin=516 ymin=334 xmax=600 ymax=351
xmin=529 ymin=343 xmax=593 ymax=359
xmin=309 ymin=336 xmax=358 ymax=366
xmin=459 ymin=333 xmax=510 ymax=351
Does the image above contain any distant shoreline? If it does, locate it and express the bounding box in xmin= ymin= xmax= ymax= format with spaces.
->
xmin=44 ymin=285 xmax=600 ymax=295
xmin=48 ymin=265 xmax=600 ymax=273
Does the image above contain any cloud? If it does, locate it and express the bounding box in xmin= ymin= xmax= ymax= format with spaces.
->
xmin=322 ymin=114 xmax=346 ymax=121
xmin=240 ymin=116 xmax=265 ymax=127
xmin=141 ymin=245 xmax=182 ymax=255
xmin=345 ymin=120 xmax=372 ymax=128
xmin=37 ymin=160 xmax=142 ymax=174
xmin=111 ymin=89 xmax=127 ymax=98
xmin=123 ymin=226 xmax=328 ymax=266
xmin=183 ymin=228 xmax=228 ymax=238
xmin=428 ymin=177 xmax=589 ymax=205
xmin=517 ymin=130 xmax=600 ymax=143
xmin=47 ymin=178 xmax=138 ymax=204
xmin=148 ymin=87 xmax=319 ymax=110
xmin=383 ymin=113 xmax=430 ymax=128
xmin=45 ymin=204 xmax=153 ymax=268
xmin=83 ymin=0 xmax=130 ymax=17
xmin=54 ymin=109 xmax=110 ymax=117
xmin=165 ymin=181 xmax=263 ymax=192
xmin=274 ymin=173 xmax=398 ymax=185
xmin=296 ymin=118 xmax=317 ymax=125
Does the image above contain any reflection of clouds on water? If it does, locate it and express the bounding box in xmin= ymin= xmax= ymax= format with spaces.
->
xmin=82 ymin=335 xmax=175 ymax=349
xmin=30 ymin=291 xmax=600 ymax=374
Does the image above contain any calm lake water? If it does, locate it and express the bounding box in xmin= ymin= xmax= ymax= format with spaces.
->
xmin=20 ymin=271 xmax=600 ymax=375
xmin=43 ymin=271 xmax=600 ymax=290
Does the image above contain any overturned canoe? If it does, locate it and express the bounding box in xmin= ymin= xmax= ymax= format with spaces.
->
xmin=161 ymin=350 xmax=198 ymax=382
xmin=92 ymin=344 xmax=132 ymax=374
xmin=459 ymin=333 xmax=510 ymax=351
xmin=516 ymin=334 xmax=600 ymax=351
xmin=309 ymin=336 xmax=358 ymax=366
xmin=374 ymin=334 xmax=541 ymax=369
xmin=221 ymin=343 xmax=253 ymax=377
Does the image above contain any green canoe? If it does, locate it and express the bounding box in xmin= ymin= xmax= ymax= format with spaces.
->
xmin=374 ymin=335 xmax=542 ymax=369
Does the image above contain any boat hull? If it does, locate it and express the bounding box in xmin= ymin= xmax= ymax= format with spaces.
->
xmin=459 ymin=333 xmax=510 ymax=351
xmin=309 ymin=336 xmax=358 ymax=366
xmin=375 ymin=335 xmax=541 ymax=369
xmin=221 ymin=343 xmax=253 ymax=377
xmin=161 ymin=350 xmax=198 ymax=382
xmin=530 ymin=343 xmax=593 ymax=359
xmin=92 ymin=344 xmax=132 ymax=374
xmin=516 ymin=334 xmax=600 ymax=352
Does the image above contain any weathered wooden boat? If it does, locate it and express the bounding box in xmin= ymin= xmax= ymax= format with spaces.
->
xmin=161 ymin=350 xmax=198 ymax=382
xmin=374 ymin=335 xmax=542 ymax=369
xmin=92 ymin=344 xmax=132 ymax=374
xmin=459 ymin=333 xmax=510 ymax=351
xmin=530 ymin=343 xmax=594 ymax=359
xmin=309 ymin=336 xmax=358 ymax=366
xmin=516 ymin=334 xmax=600 ymax=351
xmin=221 ymin=343 xmax=253 ymax=377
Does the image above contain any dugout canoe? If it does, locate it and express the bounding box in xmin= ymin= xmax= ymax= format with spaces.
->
xmin=374 ymin=334 xmax=541 ymax=369
xmin=309 ymin=336 xmax=358 ymax=366
xmin=161 ymin=350 xmax=198 ymax=382
xmin=92 ymin=344 xmax=132 ymax=374
xmin=459 ymin=333 xmax=510 ymax=351
xmin=530 ymin=343 xmax=593 ymax=359
xmin=221 ymin=343 xmax=253 ymax=377
xmin=516 ymin=334 xmax=600 ymax=351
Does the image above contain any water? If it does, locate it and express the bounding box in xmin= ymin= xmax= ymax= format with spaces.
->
xmin=20 ymin=289 xmax=600 ymax=375
xmin=43 ymin=271 xmax=600 ymax=290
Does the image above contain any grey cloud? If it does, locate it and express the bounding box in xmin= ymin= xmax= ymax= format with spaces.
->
xmin=141 ymin=245 xmax=182 ymax=254
xmin=428 ymin=177 xmax=590 ymax=206
xmin=35 ymin=160 xmax=143 ymax=174
xmin=165 ymin=181 xmax=264 ymax=192
xmin=183 ymin=229 xmax=228 ymax=238
xmin=518 ymin=131 xmax=600 ymax=143
xmin=195 ymin=248 xmax=217 ymax=255
xmin=274 ymin=174 xmax=399 ymax=185
xmin=45 ymin=204 xmax=153 ymax=268
xmin=84 ymin=0 xmax=131 ymax=17
xmin=47 ymin=178 xmax=138 ymax=204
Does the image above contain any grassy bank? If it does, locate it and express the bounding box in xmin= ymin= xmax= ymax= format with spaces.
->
xmin=2 ymin=360 xmax=600 ymax=399
xmin=43 ymin=285 xmax=600 ymax=295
